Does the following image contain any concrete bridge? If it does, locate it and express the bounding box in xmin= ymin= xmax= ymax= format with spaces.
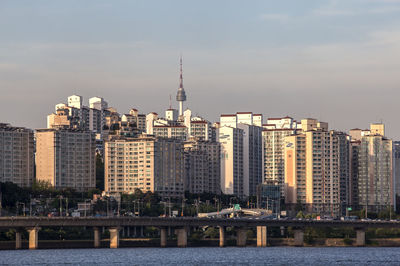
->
xmin=1 ymin=217 xmax=399 ymax=249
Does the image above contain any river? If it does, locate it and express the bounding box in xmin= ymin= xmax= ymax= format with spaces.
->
xmin=0 ymin=247 xmax=399 ymax=265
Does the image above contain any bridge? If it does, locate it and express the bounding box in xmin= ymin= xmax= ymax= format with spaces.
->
xmin=197 ymin=208 xmax=271 ymax=218
xmin=0 ymin=217 xmax=399 ymax=249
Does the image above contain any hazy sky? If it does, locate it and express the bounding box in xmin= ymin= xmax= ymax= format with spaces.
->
xmin=1 ymin=0 xmax=400 ymax=138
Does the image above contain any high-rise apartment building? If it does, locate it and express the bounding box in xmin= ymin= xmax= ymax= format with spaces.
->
xmin=36 ymin=128 xmax=96 ymax=191
xmin=129 ymin=108 xmax=147 ymax=132
xmin=104 ymin=135 xmax=185 ymax=198
xmin=348 ymin=124 xmax=394 ymax=212
xmin=219 ymin=126 xmax=244 ymax=196
xmin=49 ymin=95 xmax=108 ymax=137
xmin=357 ymin=129 xmax=393 ymax=212
xmin=219 ymin=112 xmax=263 ymax=198
xmin=284 ymin=119 xmax=350 ymax=215
xmin=153 ymin=125 xmax=188 ymax=140
xmin=184 ymin=138 xmax=221 ymax=194
xmin=190 ymin=120 xmax=215 ymax=141
xmin=393 ymin=141 xmax=400 ymax=207
xmin=0 ymin=123 xmax=34 ymax=187
xmin=237 ymin=123 xmax=263 ymax=197
xmin=262 ymin=117 xmax=298 ymax=197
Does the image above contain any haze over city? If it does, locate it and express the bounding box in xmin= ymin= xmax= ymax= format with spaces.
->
xmin=1 ymin=0 xmax=400 ymax=138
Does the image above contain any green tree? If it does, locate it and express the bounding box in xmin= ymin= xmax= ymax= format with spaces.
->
xmin=96 ymin=154 xmax=104 ymax=190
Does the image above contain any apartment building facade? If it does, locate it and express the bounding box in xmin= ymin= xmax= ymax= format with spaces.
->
xmin=0 ymin=123 xmax=34 ymax=187
xmin=36 ymin=128 xmax=96 ymax=191
xmin=104 ymin=135 xmax=185 ymax=198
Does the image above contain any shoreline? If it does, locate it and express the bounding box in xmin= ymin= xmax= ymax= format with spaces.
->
xmin=2 ymin=238 xmax=400 ymax=250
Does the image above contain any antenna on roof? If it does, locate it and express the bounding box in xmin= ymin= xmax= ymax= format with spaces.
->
xmin=169 ymin=94 xmax=172 ymax=109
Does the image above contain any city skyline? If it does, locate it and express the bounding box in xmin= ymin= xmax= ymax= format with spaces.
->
xmin=1 ymin=0 xmax=400 ymax=139
xmin=2 ymin=90 xmax=396 ymax=139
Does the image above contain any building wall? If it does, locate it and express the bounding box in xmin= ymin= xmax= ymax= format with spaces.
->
xmin=153 ymin=126 xmax=187 ymax=140
xmin=0 ymin=124 xmax=34 ymax=187
xmin=394 ymin=141 xmax=400 ymax=207
xmin=184 ymin=139 xmax=221 ymax=194
xmin=36 ymin=129 xmax=96 ymax=191
xmin=219 ymin=126 xmax=243 ymax=196
xmin=284 ymin=135 xmax=298 ymax=204
xmin=105 ymin=135 xmax=184 ymax=198
xmin=349 ymin=141 xmax=360 ymax=207
xmin=220 ymin=115 xmax=237 ymax=128
xmin=284 ymin=127 xmax=350 ymax=215
xmin=358 ymin=135 xmax=393 ymax=211
xmin=263 ymin=129 xmax=296 ymax=196
xmin=238 ymin=123 xmax=263 ymax=197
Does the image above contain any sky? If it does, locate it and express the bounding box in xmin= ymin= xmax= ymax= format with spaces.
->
xmin=1 ymin=0 xmax=400 ymax=138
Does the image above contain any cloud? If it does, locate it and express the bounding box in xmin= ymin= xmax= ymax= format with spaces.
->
xmin=259 ymin=13 xmax=289 ymax=22
xmin=367 ymin=0 xmax=400 ymax=3
xmin=312 ymin=8 xmax=355 ymax=16
xmin=311 ymin=0 xmax=400 ymax=17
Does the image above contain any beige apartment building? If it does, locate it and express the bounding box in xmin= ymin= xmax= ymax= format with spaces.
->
xmin=0 ymin=123 xmax=34 ymax=187
xmin=284 ymin=119 xmax=350 ymax=215
xmin=104 ymin=134 xmax=185 ymax=198
xmin=36 ymin=129 xmax=96 ymax=191
xmin=152 ymin=125 xmax=187 ymax=140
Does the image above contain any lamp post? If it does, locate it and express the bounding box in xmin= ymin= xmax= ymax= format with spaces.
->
xmin=168 ymin=197 xmax=171 ymax=217
xmin=181 ymin=198 xmax=186 ymax=216
xmin=59 ymin=196 xmax=63 ymax=217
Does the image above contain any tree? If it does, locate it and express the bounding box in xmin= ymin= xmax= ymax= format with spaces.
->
xmin=95 ymin=154 xmax=104 ymax=190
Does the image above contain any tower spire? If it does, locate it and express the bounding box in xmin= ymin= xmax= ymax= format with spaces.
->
xmin=176 ymin=55 xmax=187 ymax=116
xmin=179 ymin=55 xmax=183 ymax=89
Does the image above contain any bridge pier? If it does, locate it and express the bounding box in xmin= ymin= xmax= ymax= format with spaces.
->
xmin=237 ymin=228 xmax=247 ymax=247
xmin=93 ymin=227 xmax=101 ymax=248
xmin=293 ymin=229 xmax=304 ymax=246
xmin=356 ymin=229 xmax=366 ymax=246
xmin=15 ymin=230 xmax=22 ymax=249
xmin=27 ymin=227 xmax=40 ymax=250
xmin=176 ymin=227 xmax=188 ymax=247
xmin=219 ymin=226 xmax=225 ymax=247
xmin=160 ymin=227 xmax=167 ymax=247
xmin=109 ymin=227 xmax=120 ymax=248
xmin=257 ymin=226 xmax=267 ymax=247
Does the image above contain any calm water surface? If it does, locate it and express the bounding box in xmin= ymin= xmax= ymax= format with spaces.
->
xmin=0 ymin=247 xmax=399 ymax=265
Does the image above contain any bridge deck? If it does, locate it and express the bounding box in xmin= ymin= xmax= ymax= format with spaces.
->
xmin=0 ymin=217 xmax=399 ymax=229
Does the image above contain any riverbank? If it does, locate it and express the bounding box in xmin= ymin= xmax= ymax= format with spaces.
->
xmin=2 ymin=238 xmax=400 ymax=250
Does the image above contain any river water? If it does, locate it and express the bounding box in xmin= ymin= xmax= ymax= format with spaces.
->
xmin=0 ymin=247 xmax=399 ymax=265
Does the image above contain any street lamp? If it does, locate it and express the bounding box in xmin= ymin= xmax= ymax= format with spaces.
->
xmin=181 ymin=198 xmax=186 ymax=216
xmin=84 ymin=199 xmax=91 ymax=217
xmin=59 ymin=196 xmax=63 ymax=217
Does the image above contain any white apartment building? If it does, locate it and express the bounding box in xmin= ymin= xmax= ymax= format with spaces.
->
xmin=262 ymin=117 xmax=298 ymax=196
xmin=49 ymin=95 xmax=108 ymax=137
xmin=218 ymin=126 xmax=244 ymax=196
xmin=219 ymin=112 xmax=263 ymax=198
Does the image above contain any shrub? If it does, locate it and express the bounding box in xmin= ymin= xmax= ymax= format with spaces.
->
xmin=343 ymin=237 xmax=353 ymax=246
